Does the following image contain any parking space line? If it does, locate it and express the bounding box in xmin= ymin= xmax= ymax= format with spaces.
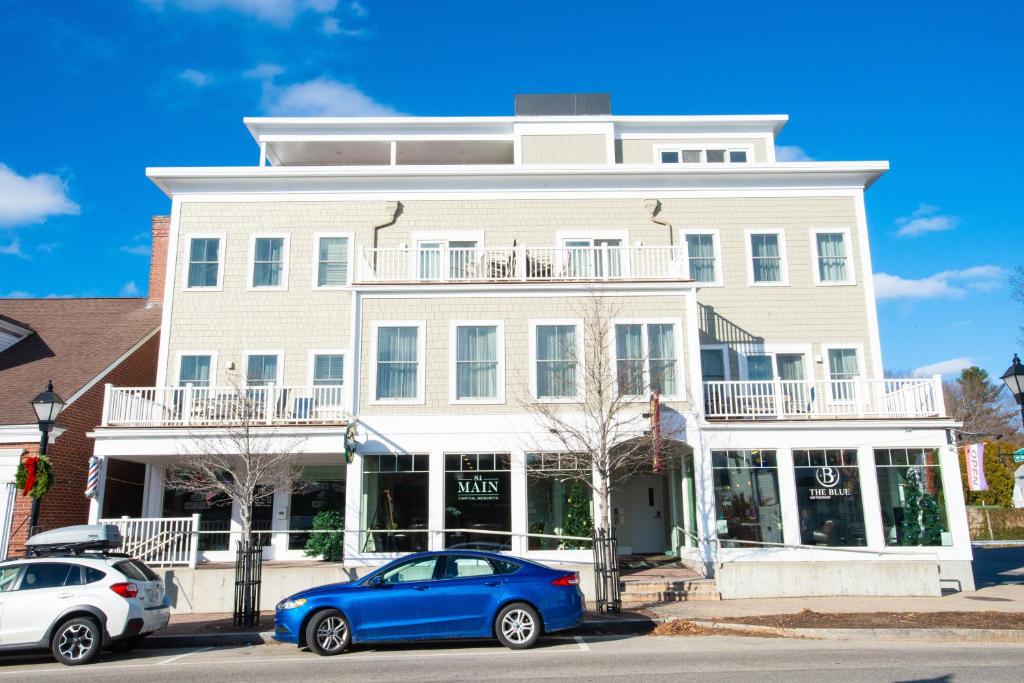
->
xmin=156 ymin=647 xmax=214 ymax=666
xmin=574 ymin=636 xmax=590 ymax=651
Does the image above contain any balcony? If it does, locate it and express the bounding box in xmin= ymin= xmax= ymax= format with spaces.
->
xmin=702 ymin=377 xmax=944 ymax=420
xmin=356 ymin=244 xmax=688 ymax=284
xmin=102 ymin=385 xmax=349 ymax=428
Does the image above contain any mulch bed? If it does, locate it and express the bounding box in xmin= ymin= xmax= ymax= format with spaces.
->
xmin=652 ymin=619 xmax=782 ymax=638
xmin=724 ymin=609 xmax=1024 ymax=630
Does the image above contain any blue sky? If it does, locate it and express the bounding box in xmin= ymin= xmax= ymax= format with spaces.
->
xmin=0 ymin=1 xmax=1021 ymax=380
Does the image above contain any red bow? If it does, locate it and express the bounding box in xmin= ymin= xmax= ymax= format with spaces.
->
xmin=22 ymin=456 xmax=38 ymax=497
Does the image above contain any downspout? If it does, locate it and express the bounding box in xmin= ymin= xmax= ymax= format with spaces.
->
xmin=371 ymin=201 xmax=402 ymax=268
xmin=644 ymin=199 xmax=673 ymax=246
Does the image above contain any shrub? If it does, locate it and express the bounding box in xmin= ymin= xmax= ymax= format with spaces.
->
xmin=304 ymin=510 xmax=345 ymax=562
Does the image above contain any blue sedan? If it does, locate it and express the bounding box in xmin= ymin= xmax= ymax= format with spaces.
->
xmin=274 ymin=550 xmax=584 ymax=654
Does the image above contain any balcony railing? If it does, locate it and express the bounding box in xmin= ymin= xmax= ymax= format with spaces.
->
xmin=356 ymin=244 xmax=688 ymax=283
xmin=102 ymin=384 xmax=349 ymax=428
xmin=702 ymin=377 xmax=944 ymax=420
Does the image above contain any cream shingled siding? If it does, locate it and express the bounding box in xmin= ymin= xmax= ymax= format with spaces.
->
xmin=617 ymin=138 xmax=770 ymax=163
xmin=520 ymin=135 xmax=607 ymax=164
xmin=166 ymin=195 xmax=875 ymax=393
xmin=357 ymin=294 xmax=692 ymax=415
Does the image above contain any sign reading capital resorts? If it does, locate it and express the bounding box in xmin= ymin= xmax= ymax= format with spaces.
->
xmin=455 ymin=474 xmax=502 ymax=502
xmin=807 ymin=466 xmax=853 ymax=500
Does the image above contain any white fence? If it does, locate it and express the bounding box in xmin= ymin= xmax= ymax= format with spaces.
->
xmin=357 ymin=244 xmax=688 ymax=283
xmin=702 ymin=377 xmax=943 ymax=419
xmin=103 ymin=384 xmax=349 ymax=428
xmin=101 ymin=515 xmax=199 ymax=568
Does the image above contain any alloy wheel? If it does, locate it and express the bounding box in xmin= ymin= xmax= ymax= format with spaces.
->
xmin=57 ymin=623 xmax=95 ymax=662
xmin=315 ymin=616 xmax=348 ymax=651
xmin=500 ymin=608 xmax=535 ymax=645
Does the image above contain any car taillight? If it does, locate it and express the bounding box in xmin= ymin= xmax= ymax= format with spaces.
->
xmin=551 ymin=572 xmax=579 ymax=586
xmin=110 ymin=582 xmax=139 ymax=598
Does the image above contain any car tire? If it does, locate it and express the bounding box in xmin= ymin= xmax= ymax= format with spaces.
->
xmin=51 ymin=617 xmax=102 ymax=666
xmin=305 ymin=609 xmax=351 ymax=656
xmin=495 ymin=602 xmax=541 ymax=650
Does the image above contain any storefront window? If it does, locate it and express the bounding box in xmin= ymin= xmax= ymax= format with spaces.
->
xmin=793 ymin=449 xmax=866 ymax=547
xmin=362 ymin=454 xmax=429 ymax=552
xmin=289 ymin=465 xmax=346 ymax=550
xmin=711 ymin=450 xmax=783 ymax=548
xmin=444 ymin=453 xmax=511 ymax=551
xmin=875 ymin=448 xmax=951 ymax=546
xmin=526 ymin=454 xmax=593 ymax=550
xmin=162 ymin=487 xmax=232 ymax=552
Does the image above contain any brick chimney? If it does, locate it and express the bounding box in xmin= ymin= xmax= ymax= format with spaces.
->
xmin=147 ymin=215 xmax=170 ymax=308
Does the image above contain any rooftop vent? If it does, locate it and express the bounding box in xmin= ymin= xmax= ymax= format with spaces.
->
xmin=514 ymin=93 xmax=611 ymax=116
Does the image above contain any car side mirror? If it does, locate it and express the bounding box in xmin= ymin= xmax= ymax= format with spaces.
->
xmin=368 ymin=575 xmax=384 ymax=588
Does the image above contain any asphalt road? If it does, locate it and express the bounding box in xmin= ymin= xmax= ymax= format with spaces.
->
xmin=1 ymin=634 xmax=1023 ymax=682
xmin=972 ymin=545 xmax=1024 ymax=589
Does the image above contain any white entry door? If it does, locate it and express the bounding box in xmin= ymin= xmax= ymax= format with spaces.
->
xmin=627 ymin=475 xmax=666 ymax=554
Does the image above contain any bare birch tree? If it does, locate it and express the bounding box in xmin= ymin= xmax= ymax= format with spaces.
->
xmin=524 ymin=294 xmax=678 ymax=534
xmin=166 ymin=378 xmax=306 ymax=545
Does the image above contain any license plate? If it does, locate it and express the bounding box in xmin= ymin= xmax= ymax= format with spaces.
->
xmin=146 ymin=589 xmax=160 ymax=602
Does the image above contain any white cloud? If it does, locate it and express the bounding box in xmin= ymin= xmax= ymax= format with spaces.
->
xmin=119 ymin=281 xmax=142 ymax=297
xmin=321 ymin=16 xmax=340 ymax=34
xmin=121 ymin=244 xmax=151 ymax=256
xmin=775 ymin=145 xmax=813 ymax=162
xmin=3 ymin=290 xmax=32 ymax=298
xmin=243 ymin=63 xmax=285 ymax=80
xmin=179 ymin=68 xmax=212 ymax=87
xmin=912 ymin=357 xmax=975 ymax=378
xmin=262 ymin=77 xmax=398 ymax=116
xmin=0 ymin=239 xmax=27 ymax=258
xmin=146 ymin=0 xmax=338 ymax=25
xmin=0 ymin=163 xmax=80 ymax=228
xmin=895 ymin=203 xmax=960 ymax=237
xmin=348 ymin=1 xmax=366 ymax=17
xmin=874 ymin=265 xmax=1006 ymax=301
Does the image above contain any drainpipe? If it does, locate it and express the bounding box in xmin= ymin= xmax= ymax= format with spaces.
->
xmin=371 ymin=201 xmax=402 ymax=270
xmin=644 ymin=199 xmax=673 ymax=246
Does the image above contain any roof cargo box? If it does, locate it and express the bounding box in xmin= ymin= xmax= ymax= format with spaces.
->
xmin=24 ymin=524 xmax=123 ymax=556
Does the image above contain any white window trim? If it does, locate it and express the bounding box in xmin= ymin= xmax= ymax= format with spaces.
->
xmin=653 ymin=144 xmax=753 ymax=165
xmin=810 ymin=228 xmax=856 ymax=286
xmin=306 ymin=349 xmax=349 ymax=386
xmin=555 ymin=229 xmax=629 ymax=247
xmin=182 ymin=233 xmax=225 ymax=292
xmin=679 ymin=228 xmax=724 ymax=287
xmin=247 ymin=233 xmax=290 ymax=292
xmin=609 ymin=318 xmax=686 ymax=401
xmin=370 ymin=321 xmax=426 ymax=405
xmin=448 ymin=320 xmax=506 ymax=405
xmin=738 ymin=343 xmax=814 ymax=381
xmin=175 ymin=350 xmax=219 ymax=387
xmin=410 ymin=230 xmax=486 ymax=246
xmin=528 ymin=318 xmax=585 ymax=403
xmin=699 ymin=344 xmax=731 ymax=381
xmin=311 ymin=232 xmax=354 ymax=290
xmin=821 ymin=344 xmax=865 ymax=380
xmin=745 ymin=229 xmax=790 ymax=287
xmin=243 ymin=350 xmax=285 ymax=386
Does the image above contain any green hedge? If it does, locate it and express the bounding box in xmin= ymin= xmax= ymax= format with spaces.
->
xmin=967 ymin=507 xmax=1024 ymax=541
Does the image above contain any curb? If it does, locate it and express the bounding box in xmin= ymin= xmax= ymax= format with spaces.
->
xmin=142 ymin=632 xmax=275 ymax=649
xmin=688 ymin=620 xmax=1024 ymax=644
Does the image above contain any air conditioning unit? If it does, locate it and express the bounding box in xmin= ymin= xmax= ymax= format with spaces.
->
xmin=24 ymin=524 xmax=124 ymax=557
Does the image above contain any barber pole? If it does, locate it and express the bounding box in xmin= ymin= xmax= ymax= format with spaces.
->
xmin=85 ymin=456 xmax=100 ymax=499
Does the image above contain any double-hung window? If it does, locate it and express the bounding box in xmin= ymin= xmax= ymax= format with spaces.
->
xmin=454 ymin=324 xmax=502 ymax=401
xmin=417 ymin=240 xmax=479 ymax=280
xmin=700 ymin=348 xmax=727 ymax=382
xmin=316 ymin=236 xmax=349 ymax=287
xmin=186 ymin=237 xmax=221 ymax=289
xmin=827 ymin=348 xmax=860 ymax=401
xmin=683 ymin=232 xmax=719 ymax=284
xmin=178 ymin=355 xmax=212 ymax=387
xmin=814 ymin=231 xmax=852 ymax=284
xmin=246 ymin=354 xmax=279 ymax=386
xmin=376 ymin=325 xmax=421 ymax=401
xmin=251 ymin=236 xmax=287 ymax=289
xmin=534 ymin=324 xmax=579 ymax=399
xmin=614 ymin=323 xmax=679 ymax=396
xmin=562 ymin=238 xmax=621 ymax=278
xmin=749 ymin=232 xmax=786 ymax=284
xmin=310 ymin=353 xmax=345 ymax=414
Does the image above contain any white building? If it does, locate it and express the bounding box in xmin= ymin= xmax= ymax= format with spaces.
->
xmin=90 ymin=94 xmax=972 ymax=598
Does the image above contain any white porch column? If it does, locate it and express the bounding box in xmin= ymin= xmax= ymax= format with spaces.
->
xmin=427 ymin=448 xmax=445 ymax=551
xmin=343 ymin=453 xmax=363 ymax=562
xmin=142 ymin=464 xmax=166 ymax=517
xmin=776 ymin=447 xmax=802 ymax=547
xmin=857 ymin=445 xmax=886 ymax=549
xmin=270 ymin=490 xmax=290 ymax=559
xmin=510 ymin=450 xmax=527 ymax=556
xmin=939 ymin=442 xmax=974 ymax=557
xmin=686 ymin=417 xmax=716 ymax=568
xmin=87 ymin=456 xmax=108 ymax=524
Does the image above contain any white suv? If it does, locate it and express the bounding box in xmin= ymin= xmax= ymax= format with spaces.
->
xmin=0 ymin=555 xmax=170 ymax=665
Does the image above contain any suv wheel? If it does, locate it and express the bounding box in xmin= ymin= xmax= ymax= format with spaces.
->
xmin=52 ymin=617 xmax=102 ymax=666
xmin=305 ymin=609 xmax=351 ymax=656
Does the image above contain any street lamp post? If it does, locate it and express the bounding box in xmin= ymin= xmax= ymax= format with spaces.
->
xmin=1000 ymin=354 xmax=1024 ymax=429
xmin=28 ymin=380 xmax=65 ymax=536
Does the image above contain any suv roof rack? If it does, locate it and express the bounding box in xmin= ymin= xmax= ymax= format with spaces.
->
xmin=23 ymin=524 xmax=125 ymax=558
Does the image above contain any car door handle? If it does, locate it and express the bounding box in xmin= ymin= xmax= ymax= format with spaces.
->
xmin=56 ymin=592 xmax=74 ymax=599
xmin=484 ymin=581 xmax=501 ymax=587
xmin=413 ymin=585 xmax=430 ymax=591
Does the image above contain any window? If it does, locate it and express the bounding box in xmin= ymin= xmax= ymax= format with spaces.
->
xmin=614 ymin=323 xmax=679 ymax=396
xmin=729 ymin=150 xmax=747 ymax=163
xmin=657 ymin=148 xmax=747 ymax=164
xmin=534 ymin=323 xmax=579 ymax=399
xmin=178 ymin=354 xmax=212 ymax=387
xmin=251 ymin=236 xmax=287 ymax=288
xmin=706 ymin=149 xmax=726 ymax=163
xmin=526 ymin=453 xmax=593 ymax=551
xmin=0 ymin=566 xmax=21 ymax=592
xmin=711 ymin=450 xmax=783 ymax=547
xmin=749 ymin=232 xmax=785 ymax=284
xmin=445 ymin=556 xmax=496 ymax=578
xmin=793 ymin=449 xmax=867 ymax=547
xmin=246 ymin=354 xmax=279 ymax=386
xmin=814 ymin=231 xmax=851 ymax=284
xmin=18 ymin=563 xmax=80 ymax=590
xmin=827 ymin=348 xmax=860 ymax=401
xmin=163 ymin=486 xmax=232 ymax=551
xmin=375 ymin=325 xmax=421 ymax=401
xmin=288 ymin=465 xmax=345 ymax=551
xmin=316 ymin=236 xmax=350 ymax=287
xmin=313 ymin=354 xmax=344 ymax=386
xmin=684 ymin=233 xmax=718 ymax=283
xmin=418 ymin=239 xmax=479 ymax=280
xmin=562 ymin=238 xmax=621 ymax=278
xmin=875 ymin=448 xmax=951 ymax=546
xmin=745 ymin=352 xmax=806 ymax=381
xmin=186 ymin=237 xmax=221 ymax=289
xmin=84 ymin=567 xmax=106 ymax=584
xmin=660 ymin=150 xmax=680 ymax=163
xmin=700 ymin=348 xmax=727 ymax=382
xmin=444 ymin=454 xmax=512 ymax=550
xmin=114 ymin=559 xmax=159 ymax=582
xmin=362 ymin=454 xmax=430 ymax=552
xmin=491 ymin=559 xmax=521 ymax=575
xmin=454 ymin=324 xmax=501 ymax=401
xmin=381 ymin=557 xmax=438 ymax=584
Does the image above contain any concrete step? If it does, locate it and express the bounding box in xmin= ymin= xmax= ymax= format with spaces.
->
xmin=618 ymin=578 xmax=721 ymax=604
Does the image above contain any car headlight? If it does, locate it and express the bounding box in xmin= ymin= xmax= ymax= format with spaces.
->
xmin=278 ymin=598 xmax=307 ymax=610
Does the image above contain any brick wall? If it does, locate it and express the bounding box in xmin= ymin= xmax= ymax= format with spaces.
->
xmin=6 ymin=331 xmax=160 ymax=555
xmin=148 ymin=215 xmax=170 ymax=308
